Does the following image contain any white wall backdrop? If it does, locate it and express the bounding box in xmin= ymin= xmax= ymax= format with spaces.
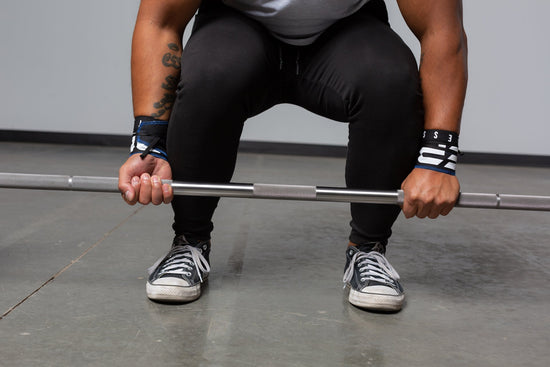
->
xmin=1 ymin=1 xmax=549 ymax=156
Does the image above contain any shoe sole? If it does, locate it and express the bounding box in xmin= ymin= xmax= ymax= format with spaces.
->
xmin=348 ymin=289 xmax=404 ymax=312
xmin=146 ymin=282 xmax=201 ymax=303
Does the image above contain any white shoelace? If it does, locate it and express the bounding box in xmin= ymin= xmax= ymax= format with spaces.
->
xmin=148 ymin=245 xmax=211 ymax=283
xmin=343 ymin=251 xmax=400 ymax=287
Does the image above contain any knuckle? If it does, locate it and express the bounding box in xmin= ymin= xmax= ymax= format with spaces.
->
xmin=408 ymin=191 xmax=420 ymax=202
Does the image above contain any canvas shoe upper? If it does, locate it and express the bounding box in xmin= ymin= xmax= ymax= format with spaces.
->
xmin=343 ymin=245 xmax=404 ymax=311
xmin=146 ymin=235 xmax=211 ymax=303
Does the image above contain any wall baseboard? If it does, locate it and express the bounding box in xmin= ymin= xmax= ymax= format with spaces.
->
xmin=1 ymin=130 xmax=129 ymax=147
xmin=2 ymin=130 xmax=549 ymax=167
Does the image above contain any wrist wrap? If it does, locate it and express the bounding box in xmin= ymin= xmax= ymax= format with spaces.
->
xmin=130 ymin=116 xmax=168 ymax=161
xmin=415 ymin=129 xmax=459 ymax=176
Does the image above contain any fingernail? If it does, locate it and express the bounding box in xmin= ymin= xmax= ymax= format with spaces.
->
xmin=152 ymin=176 xmax=160 ymax=185
xmin=125 ymin=191 xmax=131 ymax=200
xmin=132 ymin=177 xmax=139 ymax=185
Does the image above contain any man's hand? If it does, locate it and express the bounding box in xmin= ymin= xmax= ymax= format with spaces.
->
xmin=118 ymin=154 xmax=173 ymax=205
xmin=401 ymin=168 xmax=459 ymax=219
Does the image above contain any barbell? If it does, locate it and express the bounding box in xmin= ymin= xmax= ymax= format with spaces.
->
xmin=0 ymin=172 xmax=549 ymax=211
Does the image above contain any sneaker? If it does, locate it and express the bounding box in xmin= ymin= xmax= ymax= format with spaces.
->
xmin=343 ymin=245 xmax=404 ymax=311
xmin=146 ymin=235 xmax=211 ymax=303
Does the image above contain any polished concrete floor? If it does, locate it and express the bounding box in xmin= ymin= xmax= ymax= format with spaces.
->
xmin=0 ymin=142 xmax=549 ymax=367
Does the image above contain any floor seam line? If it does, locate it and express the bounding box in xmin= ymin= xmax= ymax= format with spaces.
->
xmin=0 ymin=206 xmax=144 ymax=320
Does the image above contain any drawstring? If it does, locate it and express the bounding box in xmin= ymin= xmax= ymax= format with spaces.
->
xmin=278 ymin=45 xmax=301 ymax=75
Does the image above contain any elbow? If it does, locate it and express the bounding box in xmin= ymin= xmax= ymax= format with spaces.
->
xmin=458 ymin=28 xmax=468 ymax=82
xmin=135 ymin=0 xmax=199 ymax=37
xmin=136 ymin=15 xmax=187 ymax=37
xmin=441 ymin=26 xmax=468 ymax=74
xmin=444 ymin=23 xmax=468 ymax=59
xmin=459 ymin=27 xmax=468 ymax=58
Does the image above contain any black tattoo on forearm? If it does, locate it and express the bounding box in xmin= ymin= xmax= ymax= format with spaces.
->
xmin=151 ymin=75 xmax=179 ymax=118
xmin=151 ymin=92 xmax=176 ymax=118
xmin=151 ymin=43 xmax=182 ymax=117
xmin=161 ymin=75 xmax=178 ymax=91
xmin=165 ymin=44 xmax=180 ymax=68
xmin=162 ymin=53 xmax=181 ymax=69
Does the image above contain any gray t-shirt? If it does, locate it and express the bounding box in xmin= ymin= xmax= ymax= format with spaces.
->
xmin=222 ymin=0 xmax=370 ymax=45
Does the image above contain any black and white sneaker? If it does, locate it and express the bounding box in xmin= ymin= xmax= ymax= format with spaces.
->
xmin=343 ymin=245 xmax=404 ymax=312
xmin=146 ymin=235 xmax=211 ymax=303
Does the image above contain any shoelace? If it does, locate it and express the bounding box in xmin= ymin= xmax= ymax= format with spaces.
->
xmin=343 ymin=251 xmax=400 ymax=288
xmin=148 ymin=245 xmax=211 ymax=283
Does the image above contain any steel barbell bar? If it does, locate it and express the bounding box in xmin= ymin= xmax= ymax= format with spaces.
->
xmin=0 ymin=172 xmax=549 ymax=211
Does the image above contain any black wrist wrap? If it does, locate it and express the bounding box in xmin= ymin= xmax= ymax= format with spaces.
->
xmin=130 ymin=116 xmax=168 ymax=161
xmin=415 ymin=129 xmax=459 ymax=176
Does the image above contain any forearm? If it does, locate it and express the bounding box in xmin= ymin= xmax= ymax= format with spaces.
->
xmin=397 ymin=0 xmax=467 ymax=134
xmin=131 ymin=0 xmax=200 ymax=119
xmin=419 ymin=30 xmax=468 ymax=134
xmin=132 ymin=23 xmax=182 ymax=119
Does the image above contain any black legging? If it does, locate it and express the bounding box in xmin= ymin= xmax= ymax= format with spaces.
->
xmin=167 ymin=0 xmax=424 ymax=245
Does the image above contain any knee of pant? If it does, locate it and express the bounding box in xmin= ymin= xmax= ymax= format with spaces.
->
xmin=377 ymin=57 xmax=419 ymax=93
xmin=346 ymin=55 xmax=420 ymax=119
xmin=178 ymin=30 xmax=275 ymax=104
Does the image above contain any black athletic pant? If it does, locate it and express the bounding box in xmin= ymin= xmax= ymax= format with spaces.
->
xmin=167 ymin=0 xmax=424 ymax=246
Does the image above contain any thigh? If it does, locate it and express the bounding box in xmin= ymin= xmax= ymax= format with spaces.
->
xmin=296 ymin=10 xmax=424 ymax=186
xmin=167 ymin=3 xmax=281 ymax=238
xmin=296 ymin=9 xmax=421 ymax=127
xmin=293 ymin=9 xmax=425 ymax=243
xmin=167 ymin=2 xmax=280 ymax=182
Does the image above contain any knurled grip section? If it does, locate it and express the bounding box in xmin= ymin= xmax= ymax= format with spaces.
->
xmin=253 ymin=183 xmax=317 ymax=200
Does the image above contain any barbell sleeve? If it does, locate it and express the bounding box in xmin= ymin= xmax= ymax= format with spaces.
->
xmin=0 ymin=173 xmax=120 ymax=193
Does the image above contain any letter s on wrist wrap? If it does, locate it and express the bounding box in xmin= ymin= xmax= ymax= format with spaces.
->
xmin=129 ymin=116 xmax=168 ymax=161
xmin=415 ymin=129 xmax=459 ymax=176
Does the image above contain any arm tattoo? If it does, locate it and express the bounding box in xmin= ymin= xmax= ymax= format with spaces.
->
xmin=151 ymin=44 xmax=182 ymax=118
xmin=151 ymin=75 xmax=178 ymax=118
xmin=162 ymin=53 xmax=182 ymax=69
xmin=151 ymin=91 xmax=176 ymax=118
xmin=168 ymin=43 xmax=180 ymax=52
xmin=162 ymin=75 xmax=179 ymax=91
xmin=162 ymin=43 xmax=181 ymax=68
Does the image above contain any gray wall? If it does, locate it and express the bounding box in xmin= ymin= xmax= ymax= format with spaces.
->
xmin=1 ymin=1 xmax=549 ymax=156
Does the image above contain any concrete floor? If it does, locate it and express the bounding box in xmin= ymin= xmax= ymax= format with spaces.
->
xmin=0 ymin=141 xmax=549 ymax=367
